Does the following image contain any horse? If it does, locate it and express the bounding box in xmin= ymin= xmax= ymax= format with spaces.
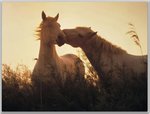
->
xmin=57 ymin=27 xmax=147 ymax=82
xmin=32 ymin=12 xmax=85 ymax=88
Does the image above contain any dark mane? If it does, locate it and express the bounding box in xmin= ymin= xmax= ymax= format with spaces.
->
xmin=75 ymin=27 xmax=127 ymax=54
xmin=95 ymin=35 xmax=127 ymax=54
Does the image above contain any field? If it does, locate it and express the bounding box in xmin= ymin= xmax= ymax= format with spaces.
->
xmin=2 ymin=53 xmax=147 ymax=111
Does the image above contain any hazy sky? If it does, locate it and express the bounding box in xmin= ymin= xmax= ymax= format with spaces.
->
xmin=2 ymin=2 xmax=147 ymax=70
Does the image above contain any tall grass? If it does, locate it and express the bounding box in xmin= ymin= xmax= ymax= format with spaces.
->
xmin=126 ymin=23 xmax=143 ymax=55
xmin=2 ymin=64 xmax=33 ymax=111
xmin=2 ymin=57 xmax=147 ymax=111
xmin=2 ymin=64 xmax=99 ymax=111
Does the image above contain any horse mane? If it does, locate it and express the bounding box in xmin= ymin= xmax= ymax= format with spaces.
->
xmin=94 ymin=35 xmax=127 ymax=54
xmin=76 ymin=27 xmax=127 ymax=54
xmin=35 ymin=24 xmax=42 ymax=40
xmin=76 ymin=26 xmax=127 ymax=55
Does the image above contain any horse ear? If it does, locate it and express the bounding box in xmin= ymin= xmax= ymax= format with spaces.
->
xmin=42 ymin=11 xmax=46 ymax=21
xmin=54 ymin=13 xmax=59 ymax=21
xmin=89 ymin=32 xmax=97 ymax=37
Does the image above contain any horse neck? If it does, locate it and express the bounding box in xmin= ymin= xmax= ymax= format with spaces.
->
xmin=38 ymin=39 xmax=59 ymax=65
xmin=81 ymin=36 xmax=102 ymax=62
xmin=81 ymin=35 xmax=125 ymax=77
xmin=81 ymin=36 xmax=102 ymax=75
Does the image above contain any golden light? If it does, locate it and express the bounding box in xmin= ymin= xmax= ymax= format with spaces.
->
xmin=2 ymin=2 xmax=147 ymax=70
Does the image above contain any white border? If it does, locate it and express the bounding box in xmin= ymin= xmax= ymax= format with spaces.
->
xmin=1 ymin=0 xmax=149 ymax=2
xmin=0 ymin=0 xmax=2 ymax=113
xmin=148 ymin=0 xmax=150 ymax=113
xmin=0 ymin=0 xmax=149 ymax=114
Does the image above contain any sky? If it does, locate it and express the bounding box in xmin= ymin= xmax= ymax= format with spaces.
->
xmin=2 ymin=2 xmax=147 ymax=70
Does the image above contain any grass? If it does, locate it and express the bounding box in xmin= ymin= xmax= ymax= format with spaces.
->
xmin=2 ymin=57 xmax=147 ymax=111
xmin=2 ymin=64 xmax=99 ymax=111
xmin=126 ymin=23 xmax=143 ymax=56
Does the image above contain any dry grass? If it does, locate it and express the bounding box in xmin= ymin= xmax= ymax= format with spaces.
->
xmin=2 ymin=57 xmax=147 ymax=111
xmin=126 ymin=23 xmax=143 ymax=55
xmin=2 ymin=64 xmax=98 ymax=111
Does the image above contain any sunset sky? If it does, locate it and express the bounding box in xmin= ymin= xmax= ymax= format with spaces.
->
xmin=2 ymin=2 xmax=147 ymax=70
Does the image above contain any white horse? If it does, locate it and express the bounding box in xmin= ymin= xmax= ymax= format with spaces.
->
xmin=57 ymin=27 xmax=147 ymax=81
xmin=32 ymin=12 xmax=85 ymax=87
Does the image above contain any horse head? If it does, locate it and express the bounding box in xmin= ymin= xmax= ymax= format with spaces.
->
xmin=38 ymin=11 xmax=65 ymax=46
xmin=56 ymin=27 xmax=97 ymax=47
